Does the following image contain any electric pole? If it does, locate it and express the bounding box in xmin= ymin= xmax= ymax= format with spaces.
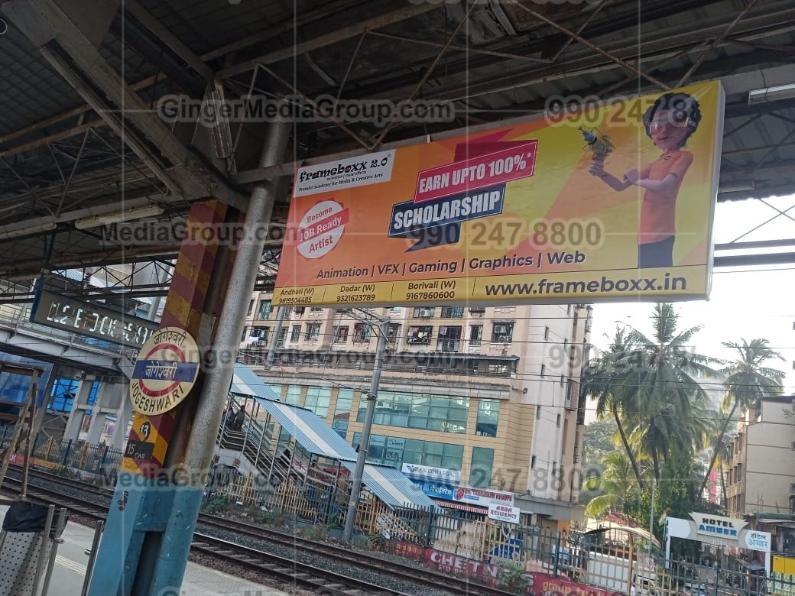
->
xmin=342 ymin=312 xmax=389 ymax=542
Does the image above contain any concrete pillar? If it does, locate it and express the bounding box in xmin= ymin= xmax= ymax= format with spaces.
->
xmin=111 ymin=392 xmax=132 ymax=450
xmin=63 ymin=375 xmax=95 ymax=442
xmin=86 ymin=381 xmax=120 ymax=444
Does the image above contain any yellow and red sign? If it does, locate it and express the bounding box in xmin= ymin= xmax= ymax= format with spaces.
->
xmin=129 ymin=327 xmax=200 ymax=416
xmin=274 ymin=81 xmax=724 ymax=306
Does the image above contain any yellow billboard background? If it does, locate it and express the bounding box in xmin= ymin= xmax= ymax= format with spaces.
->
xmin=274 ymin=81 xmax=723 ymax=306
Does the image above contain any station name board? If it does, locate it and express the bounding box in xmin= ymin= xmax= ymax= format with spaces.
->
xmin=31 ymin=289 xmax=158 ymax=348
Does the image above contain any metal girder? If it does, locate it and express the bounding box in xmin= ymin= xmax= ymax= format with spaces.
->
xmin=217 ymin=3 xmax=439 ymax=79
xmin=2 ymin=0 xmax=246 ymax=208
xmin=125 ymin=0 xmax=212 ymax=81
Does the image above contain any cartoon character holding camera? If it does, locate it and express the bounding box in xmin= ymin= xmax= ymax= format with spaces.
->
xmin=589 ymin=92 xmax=702 ymax=268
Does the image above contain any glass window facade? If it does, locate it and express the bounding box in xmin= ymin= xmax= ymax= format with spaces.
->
xmin=476 ymin=399 xmax=500 ymax=437
xmin=285 ymin=385 xmax=302 ymax=406
xmin=356 ymin=391 xmax=468 ymax=434
xmin=332 ymin=388 xmax=353 ymax=438
xmin=304 ymin=387 xmax=331 ymax=417
xmin=352 ymin=432 xmax=464 ymax=470
xmin=269 ymin=384 xmax=283 ymax=399
xmin=470 ymin=447 xmax=494 ymax=488
xmin=440 ymin=306 xmax=464 ymax=318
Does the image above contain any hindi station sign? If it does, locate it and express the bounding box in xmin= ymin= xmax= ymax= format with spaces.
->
xmin=129 ymin=327 xmax=200 ymax=415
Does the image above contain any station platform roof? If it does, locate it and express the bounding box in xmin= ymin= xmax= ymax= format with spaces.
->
xmin=1 ymin=0 xmax=795 ymax=281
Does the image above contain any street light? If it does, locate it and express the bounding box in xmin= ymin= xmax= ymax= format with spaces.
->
xmin=342 ymin=309 xmax=390 ymax=543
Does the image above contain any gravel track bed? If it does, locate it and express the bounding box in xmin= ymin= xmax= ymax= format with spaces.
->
xmin=198 ymin=525 xmax=458 ymax=596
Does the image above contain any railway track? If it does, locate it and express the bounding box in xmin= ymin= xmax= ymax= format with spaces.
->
xmin=195 ymin=512 xmax=517 ymax=596
xmin=3 ymin=466 xmax=517 ymax=595
xmin=191 ymin=533 xmax=407 ymax=596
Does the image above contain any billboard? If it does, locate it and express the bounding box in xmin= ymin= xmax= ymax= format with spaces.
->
xmin=274 ymin=80 xmax=723 ymax=306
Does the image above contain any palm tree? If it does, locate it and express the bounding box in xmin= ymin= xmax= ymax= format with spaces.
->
xmin=581 ymin=327 xmax=646 ymax=489
xmin=585 ymin=449 xmax=641 ymax=518
xmin=625 ymin=303 xmax=717 ymax=482
xmin=698 ymin=338 xmax=784 ymax=496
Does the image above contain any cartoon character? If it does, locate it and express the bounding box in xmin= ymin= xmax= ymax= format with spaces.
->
xmin=589 ymin=92 xmax=702 ymax=268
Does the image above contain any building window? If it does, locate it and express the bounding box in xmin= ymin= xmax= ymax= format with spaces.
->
xmin=332 ymin=325 xmax=349 ymax=343
xmin=356 ymin=391 xmax=469 ymax=434
xmin=469 ymin=306 xmax=485 ymax=314
xmin=470 ymin=447 xmax=494 ymax=488
xmin=332 ymin=388 xmax=353 ymax=438
xmin=257 ymin=300 xmax=272 ymax=319
xmin=49 ymin=377 xmax=80 ymax=413
xmin=276 ymin=327 xmax=287 ymax=347
xmin=290 ymin=325 xmax=301 ymax=342
xmin=413 ymin=307 xmax=434 ymax=319
xmin=305 ymin=322 xmax=321 ymax=341
xmin=285 ymin=385 xmax=302 ymax=406
xmin=440 ymin=306 xmax=464 ymax=318
xmin=407 ymin=325 xmax=432 ymax=345
xmin=293 ymin=306 xmax=305 ymax=315
xmin=240 ymin=327 xmax=248 ymax=342
xmin=268 ymin=384 xmax=283 ymax=399
xmin=247 ymin=299 xmax=254 ymax=316
xmin=487 ymin=363 xmax=509 ymax=375
xmin=354 ymin=434 xmax=464 ymax=470
xmin=353 ymin=323 xmax=371 ymax=343
xmin=304 ymin=387 xmax=331 ymax=417
xmin=436 ymin=326 xmax=461 ymax=352
xmin=476 ymin=399 xmax=500 ymax=437
xmin=310 ymin=307 xmax=323 ymax=312
xmin=386 ymin=323 xmax=401 ymax=344
xmin=491 ymin=322 xmax=514 ymax=343
xmin=469 ymin=325 xmax=483 ymax=346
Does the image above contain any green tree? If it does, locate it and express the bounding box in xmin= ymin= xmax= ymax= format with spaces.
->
xmin=624 ymin=303 xmax=717 ymax=482
xmin=698 ymin=338 xmax=784 ymax=496
xmin=581 ymin=328 xmax=646 ymax=489
xmin=585 ymin=450 xmax=641 ymax=518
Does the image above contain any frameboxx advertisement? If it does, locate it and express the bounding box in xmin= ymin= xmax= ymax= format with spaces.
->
xmin=274 ymin=81 xmax=723 ymax=306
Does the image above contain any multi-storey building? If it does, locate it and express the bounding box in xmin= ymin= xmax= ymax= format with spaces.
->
xmin=240 ymin=293 xmax=591 ymax=528
xmin=726 ymin=395 xmax=795 ymax=518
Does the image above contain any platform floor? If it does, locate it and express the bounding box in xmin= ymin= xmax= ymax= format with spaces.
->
xmin=0 ymin=505 xmax=285 ymax=595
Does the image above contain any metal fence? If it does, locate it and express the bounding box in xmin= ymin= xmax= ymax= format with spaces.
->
xmin=23 ymin=433 xmax=123 ymax=479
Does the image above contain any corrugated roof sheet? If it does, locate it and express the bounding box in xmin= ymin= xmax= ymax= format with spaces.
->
xmin=231 ymin=363 xmax=280 ymax=400
xmin=229 ymin=364 xmax=436 ymax=509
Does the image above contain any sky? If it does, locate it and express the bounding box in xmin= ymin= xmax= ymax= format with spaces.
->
xmin=586 ymin=195 xmax=795 ymax=422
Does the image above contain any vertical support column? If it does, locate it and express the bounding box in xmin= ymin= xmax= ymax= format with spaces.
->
xmin=88 ymin=200 xmax=231 ymax=596
xmin=111 ymin=393 xmax=133 ymax=450
xmin=63 ymin=374 xmax=94 ymax=442
xmin=84 ymin=381 xmax=108 ymax=444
